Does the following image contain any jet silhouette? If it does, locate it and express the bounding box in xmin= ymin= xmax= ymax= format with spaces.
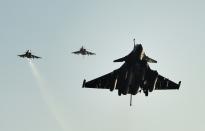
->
xmin=72 ymin=46 xmax=95 ymax=55
xmin=18 ymin=50 xmax=41 ymax=59
xmin=82 ymin=39 xmax=181 ymax=106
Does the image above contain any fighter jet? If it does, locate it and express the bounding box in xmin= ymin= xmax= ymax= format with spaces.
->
xmin=72 ymin=46 xmax=96 ymax=55
xmin=18 ymin=50 xmax=41 ymax=59
xmin=82 ymin=39 xmax=181 ymax=106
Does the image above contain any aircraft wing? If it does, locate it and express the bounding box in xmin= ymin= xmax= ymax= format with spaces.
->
xmin=86 ymin=51 xmax=95 ymax=55
xmin=18 ymin=54 xmax=26 ymax=58
xmin=72 ymin=51 xmax=81 ymax=54
xmin=83 ymin=70 xmax=119 ymax=90
xmin=32 ymin=55 xmax=41 ymax=59
xmin=155 ymin=74 xmax=181 ymax=90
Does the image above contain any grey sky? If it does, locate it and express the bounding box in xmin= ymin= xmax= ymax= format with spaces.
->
xmin=0 ymin=0 xmax=205 ymax=131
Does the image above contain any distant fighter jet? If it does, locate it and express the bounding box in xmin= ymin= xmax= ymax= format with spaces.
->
xmin=82 ymin=39 xmax=181 ymax=106
xmin=72 ymin=46 xmax=96 ymax=55
xmin=18 ymin=50 xmax=41 ymax=59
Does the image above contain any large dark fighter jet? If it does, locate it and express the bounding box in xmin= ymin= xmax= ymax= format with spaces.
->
xmin=82 ymin=39 xmax=181 ymax=106
xmin=72 ymin=46 xmax=96 ymax=55
xmin=18 ymin=50 xmax=41 ymax=59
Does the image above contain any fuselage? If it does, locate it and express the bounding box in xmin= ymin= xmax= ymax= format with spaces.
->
xmin=80 ymin=47 xmax=87 ymax=55
xmin=117 ymin=61 xmax=147 ymax=95
xmin=25 ymin=50 xmax=32 ymax=58
xmin=115 ymin=44 xmax=155 ymax=96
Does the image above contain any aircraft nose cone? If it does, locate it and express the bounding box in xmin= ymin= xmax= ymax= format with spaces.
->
xmin=134 ymin=44 xmax=143 ymax=51
xmin=138 ymin=44 xmax=142 ymax=49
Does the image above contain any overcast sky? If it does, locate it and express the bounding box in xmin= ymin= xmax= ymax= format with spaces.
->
xmin=0 ymin=0 xmax=205 ymax=131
